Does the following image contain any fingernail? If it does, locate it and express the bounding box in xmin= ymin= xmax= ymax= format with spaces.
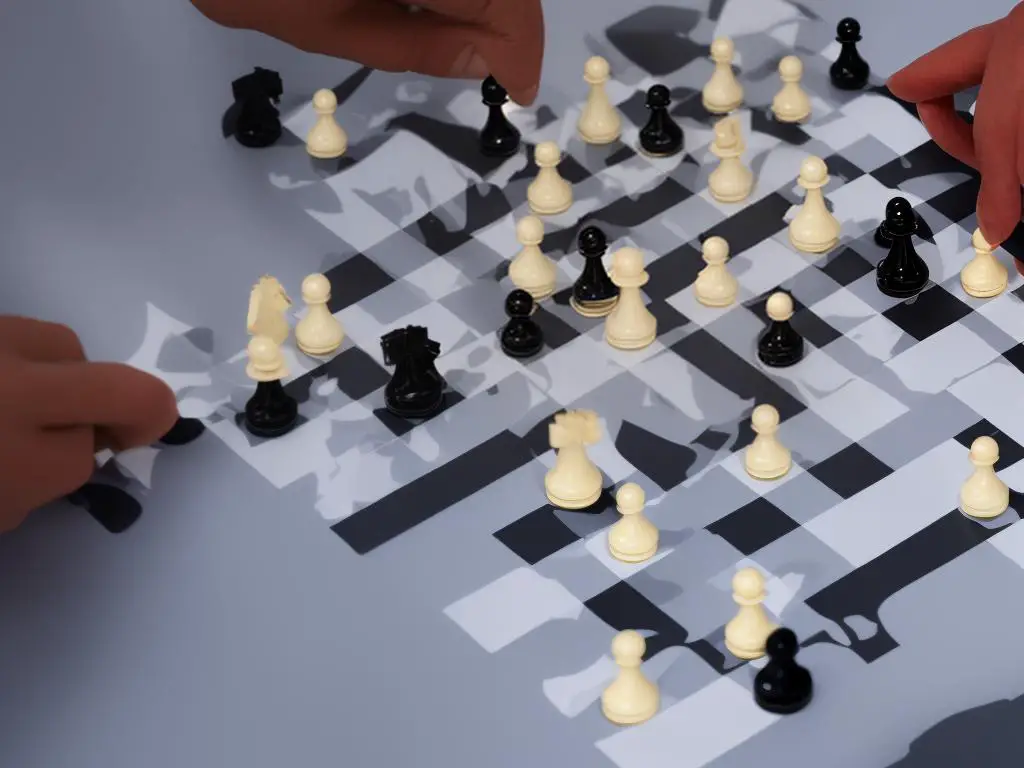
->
xmin=452 ymin=47 xmax=489 ymax=79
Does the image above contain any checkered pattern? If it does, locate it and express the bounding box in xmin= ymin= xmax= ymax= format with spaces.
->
xmin=192 ymin=4 xmax=1024 ymax=766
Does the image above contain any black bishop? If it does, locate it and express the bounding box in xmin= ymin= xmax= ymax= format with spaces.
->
xmin=757 ymin=291 xmax=804 ymax=368
xmin=754 ymin=628 xmax=813 ymax=715
xmin=829 ymin=18 xmax=870 ymax=91
xmin=479 ymin=76 xmax=521 ymax=158
xmin=639 ymin=85 xmax=683 ymax=158
xmin=500 ymin=290 xmax=544 ymax=358
xmin=571 ymin=225 xmax=619 ymax=317
xmin=876 ymin=196 xmax=929 ymax=298
xmin=381 ymin=326 xmax=446 ymax=419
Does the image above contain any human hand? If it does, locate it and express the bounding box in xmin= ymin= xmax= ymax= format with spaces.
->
xmin=0 ymin=316 xmax=179 ymax=533
xmin=191 ymin=0 xmax=545 ymax=105
xmin=886 ymin=5 xmax=1024 ymax=246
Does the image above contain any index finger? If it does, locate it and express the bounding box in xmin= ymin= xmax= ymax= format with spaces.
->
xmin=23 ymin=361 xmax=179 ymax=449
xmin=886 ymin=21 xmax=997 ymax=103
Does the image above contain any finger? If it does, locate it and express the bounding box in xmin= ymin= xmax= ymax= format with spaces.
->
xmin=0 ymin=316 xmax=85 ymax=363
xmin=23 ymin=361 xmax=179 ymax=449
xmin=886 ymin=22 xmax=997 ymax=103
xmin=916 ymin=97 xmax=979 ymax=168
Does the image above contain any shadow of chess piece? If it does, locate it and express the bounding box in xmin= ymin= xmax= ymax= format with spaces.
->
xmin=876 ymin=196 xmax=929 ymax=298
xmin=571 ymin=225 xmax=619 ymax=317
xmin=757 ymin=292 xmax=804 ymax=368
xmin=244 ymin=336 xmax=298 ymax=438
xmin=381 ymin=325 xmax=446 ymax=419
xmin=231 ymin=67 xmax=283 ymax=148
xmin=480 ymin=76 xmax=521 ymax=158
xmin=754 ymin=628 xmax=813 ymax=715
xmin=159 ymin=416 xmax=206 ymax=446
xmin=500 ymin=290 xmax=544 ymax=358
xmin=638 ymin=84 xmax=683 ymax=158
xmin=829 ymin=18 xmax=870 ymax=90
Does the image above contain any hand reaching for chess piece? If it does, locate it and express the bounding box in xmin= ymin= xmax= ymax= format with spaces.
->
xmin=887 ymin=3 xmax=1024 ymax=267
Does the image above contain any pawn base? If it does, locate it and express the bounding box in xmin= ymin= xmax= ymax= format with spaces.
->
xmin=520 ymin=283 xmax=555 ymax=302
xmin=758 ymin=347 xmax=804 ymax=368
xmin=772 ymin=110 xmax=809 ymax=124
xmin=480 ymin=141 xmax=521 ymax=159
xmin=725 ymin=638 xmax=767 ymax=660
xmin=609 ymin=541 xmax=658 ymax=563
xmin=745 ymin=459 xmax=791 ymax=482
xmin=960 ymin=494 xmax=1009 ymax=520
xmin=605 ymin=329 xmax=657 ymax=351
xmin=876 ymin=273 xmax=928 ymax=299
xmin=755 ymin=685 xmax=813 ymax=715
xmin=297 ymin=338 xmax=344 ymax=357
xmin=696 ymin=290 xmax=736 ymax=308
xmin=578 ymin=127 xmax=622 ymax=146
xmin=528 ymin=195 xmax=572 ymax=217
xmin=571 ymin=295 xmax=618 ymax=317
xmin=159 ymin=417 xmax=206 ymax=446
xmin=637 ymin=144 xmax=682 ymax=159
xmin=545 ymin=481 xmax=602 ymax=511
xmin=500 ymin=339 xmax=544 ymax=359
xmin=961 ymin=275 xmax=1007 ymax=299
xmin=244 ymin=408 xmax=298 ymax=439
xmin=601 ymin=697 xmax=659 ymax=726
xmin=307 ymin=144 xmax=347 ymax=160
xmin=790 ymin=231 xmax=838 ymax=255
xmin=710 ymin=186 xmax=752 ymax=204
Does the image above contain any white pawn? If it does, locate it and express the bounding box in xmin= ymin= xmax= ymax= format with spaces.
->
xmin=772 ymin=56 xmax=811 ymax=123
xmin=694 ymin=236 xmax=737 ymax=307
xmin=724 ymin=567 xmax=777 ymax=660
xmin=305 ymin=89 xmax=348 ymax=159
xmin=708 ymin=116 xmax=753 ymax=203
xmin=789 ymin=156 xmax=840 ymax=254
xmin=545 ymin=410 xmax=603 ymax=510
xmin=745 ymin=404 xmax=791 ymax=481
xmin=605 ymin=247 xmax=657 ymax=350
xmin=702 ymin=37 xmax=743 ymax=114
xmin=961 ymin=228 xmax=1008 ymax=298
xmin=960 ymin=436 xmax=1009 ymax=519
xmin=246 ymin=334 xmax=288 ymax=383
xmin=601 ymin=630 xmax=659 ymax=726
xmin=295 ymin=273 xmax=344 ymax=356
xmin=578 ymin=56 xmax=622 ymax=145
xmin=608 ymin=483 xmax=659 ymax=563
xmin=508 ymin=216 xmax=557 ymax=300
xmin=528 ymin=141 xmax=573 ymax=216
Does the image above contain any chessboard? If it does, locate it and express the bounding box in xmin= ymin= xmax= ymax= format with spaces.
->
xmin=86 ymin=3 xmax=1024 ymax=767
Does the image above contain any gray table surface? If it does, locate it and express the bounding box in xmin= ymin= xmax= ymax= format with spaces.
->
xmin=0 ymin=1 xmax=1016 ymax=767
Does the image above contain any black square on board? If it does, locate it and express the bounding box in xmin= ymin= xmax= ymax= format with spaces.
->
xmin=532 ymin=306 xmax=580 ymax=350
xmin=647 ymin=300 xmax=690 ymax=336
xmin=287 ymin=346 xmax=391 ymax=403
xmin=700 ymin=193 xmax=792 ymax=257
xmin=1002 ymin=343 xmax=1024 ymax=377
xmin=706 ymin=497 xmax=799 ymax=555
xmin=818 ymin=247 xmax=874 ymax=286
xmin=373 ymin=390 xmax=466 ymax=437
xmin=494 ymin=506 xmax=582 ymax=564
xmin=927 ymin=179 xmax=980 ymax=226
xmin=822 ymin=153 xmax=865 ymax=184
xmin=644 ymin=242 xmax=704 ymax=300
xmin=584 ymin=581 xmax=689 ymax=659
xmin=325 ymin=253 xmax=395 ymax=312
xmin=882 ymin=285 xmax=971 ymax=341
xmin=809 ymin=443 xmax=893 ymax=499
xmin=745 ymin=289 xmax=843 ymax=350
xmin=954 ymin=419 xmax=1024 ymax=472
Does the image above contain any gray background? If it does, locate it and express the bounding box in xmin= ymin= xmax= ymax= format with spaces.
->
xmin=0 ymin=1 xmax=1016 ymax=767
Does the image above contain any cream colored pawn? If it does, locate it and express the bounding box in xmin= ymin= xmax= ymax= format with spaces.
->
xmin=960 ymin=436 xmax=1009 ymax=519
xmin=527 ymin=141 xmax=573 ymax=216
xmin=608 ymin=483 xmax=659 ymax=563
xmin=545 ymin=410 xmax=603 ymax=510
xmin=694 ymin=236 xmax=737 ymax=307
xmin=601 ymin=630 xmax=659 ymax=726
xmin=246 ymin=334 xmax=288 ymax=384
xmin=745 ymin=404 xmax=791 ymax=481
xmin=578 ymin=56 xmax=622 ymax=145
xmin=708 ymin=116 xmax=753 ymax=203
xmin=789 ymin=156 xmax=840 ymax=254
xmin=508 ymin=216 xmax=557 ymax=300
xmin=724 ymin=567 xmax=777 ymax=660
xmin=306 ymin=89 xmax=348 ymax=159
xmin=605 ymin=247 xmax=657 ymax=350
xmin=961 ymin=228 xmax=1008 ymax=298
xmin=702 ymin=37 xmax=743 ymax=114
xmin=772 ymin=56 xmax=811 ymax=123
xmin=295 ymin=273 xmax=344 ymax=356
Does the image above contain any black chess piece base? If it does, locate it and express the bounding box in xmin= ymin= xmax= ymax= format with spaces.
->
xmin=244 ymin=380 xmax=298 ymax=438
xmin=876 ymin=267 xmax=928 ymax=299
xmin=500 ymin=334 xmax=543 ymax=358
xmin=755 ymin=679 xmax=813 ymax=715
xmin=385 ymin=390 xmax=445 ymax=419
xmin=235 ymin=119 xmax=282 ymax=148
xmin=159 ymin=416 xmax=206 ymax=446
xmin=758 ymin=326 xmax=804 ymax=368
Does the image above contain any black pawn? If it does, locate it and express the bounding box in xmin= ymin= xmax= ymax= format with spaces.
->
xmin=571 ymin=225 xmax=619 ymax=316
xmin=244 ymin=380 xmax=298 ymax=438
xmin=639 ymin=85 xmax=683 ymax=158
xmin=232 ymin=67 xmax=283 ymax=149
xmin=757 ymin=292 xmax=804 ymax=367
xmin=480 ymin=76 xmax=521 ymax=158
xmin=381 ymin=326 xmax=446 ymax=419
xmin=158 ymin=416 xmax=206 ymax=446
xmin=500 ymin=290 xmax=544 ymax=358
xmin=754 ymin=628 xmax=813 ymax=715
xmin=829 ymin=18 xmax=870 ymax=91
xmin=876 ymin=196 xmax=929 ymax=298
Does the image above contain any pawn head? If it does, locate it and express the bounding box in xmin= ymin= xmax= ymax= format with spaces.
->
xmin=732 ymin=567 xmax=766 ymax=600
xmin=584 ymin=56 xmax=611 ymax=82
xmin=836 ymin=17 xmax=861 ymax=42
xmin=710 ymin=37 xmax=734 ymax=61
xmin=505 ymin=288 xmax=534 ymax=318
xmin=970 ymin=435 xmax=999 ymax=464
xmin=312 ymin=88 xmax=337 ymax=112
xmin=516 ymin=215 xmax=544 ymax=245
xmin=765 ymin=627 xmax=799 ymax=658
xmin=972 ymin=227 xmax=992 ymax=251
xmin=645 ymin=84 xmax=671 ymax=110
xmin=884 ymin=197 xmax=917 ymax=237
xmin=481 ymin=75 xmax=508 ymax=104
xmin=751 ymin=403 xmax=779 ymax=432
xmin=534 ymin=141 xmax=561 ymax=167
xmin=800 ymin=155 xmax=828 ymax=186
xmin=247 ymin=334 xmax=278 ymax=366
xmin=611 ymin=629 xmax=646 ymax=661
xmin=766 ymin=291 xmax=794 ymax=321
xmin=779 ymin=55 xmax=803 ymax=80
xmin=616 ymin=482 xmax=645 ymax=512
xmin=612 ymin=246 xmax=644 ymax=278
xmin=702 ymin=236 xmax=729 ymax=263
xmin=301 ymin=273 xmax=331 ymax=303
xmin=578 ymin=225 xmax=608 ymax=256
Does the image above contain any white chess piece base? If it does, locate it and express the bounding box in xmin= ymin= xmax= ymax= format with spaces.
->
xmin=745 ymin=457 xmax=790 ymax=481
xmin=602 ymin=694 xmax=659 ymax=726
xmin=297 ymin=338 xmax=341 ymax=356
xmin=610 ymin=540 xmax=658 ymax=563
xmin=961 ymin=496 xmax=1009 ymax=519
xmin=545 ymin=485 xmax=601 ymax=509
xmin=789 ymin=230 xmax=837 ymax=254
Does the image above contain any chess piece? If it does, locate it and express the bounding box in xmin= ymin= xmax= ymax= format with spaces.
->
xmin=694 ymin=236 xmax=737 ymax=307
xmin=829 ymin=18 xmax=870 ymax=90
xmin=757 ymin=292 xmax=804 ymax=367
xmin=960 ymin=436 xmax=1009 ymax=519
xmin=545 ymin=410 xmax=603 ymax=509
xmin=571 ymin=225 xmax=619 ymax=317
xmin=578 ymin=57 xmax=622 ymax=145
xmin=754 ymin=628 xmax=813 ymax=715
xmin=638 ymin=85 xmax=683 ymax=158
xmin=961 ymin=227 xmax=1008 ymax=298
xmin=724 ymin=567 xmax=778 ymax=660
xmin=295 ymin=273 xmax=344 ymax=356
xmin=875 ymin=210 xmax=923 ymax=248
xmin=480 ymin=76 xmax=521 ymax=158
xmin=159 ymin=416 xmax=206 ymax=446
xmin=231 ymin=67 xmax=283 ymax=148
xmin=244 ymin=335 xmax=299 ymax=438
xmin=789 ymin=156 xmax=840 ymax=254
xmin=500 ymin=289 xmax=544 ymax=358
xmin=772 ymin=56 xmax=811 ymax=123
xmin=745 ymin=404 xmax=791 ymax=481
xmin=876 ymin=196 xmax=929 ymax=298
xmin=702 ymin=37 xmax=743 ymax=114
xmin=608 ymin=483 xmax=659 ymax=563
xmin=601 ymin=630 xmax=659 ymax=726
xmin=605 ymin=247 xmax=657 ymax=350
xmin=708 ymin=116 xmax=752 ymax=203
xmin=528 ymin=141 xmax=573 ymax=216
xmin=247 ymin=275 xmax=292 ymax=346
xmin=380 ymin=325 xmax=446 ymax=419
xmin=509 ymin=216 xmax=557 ymax=300
xmin=305 ymin=89 xmax=348 ymax=159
